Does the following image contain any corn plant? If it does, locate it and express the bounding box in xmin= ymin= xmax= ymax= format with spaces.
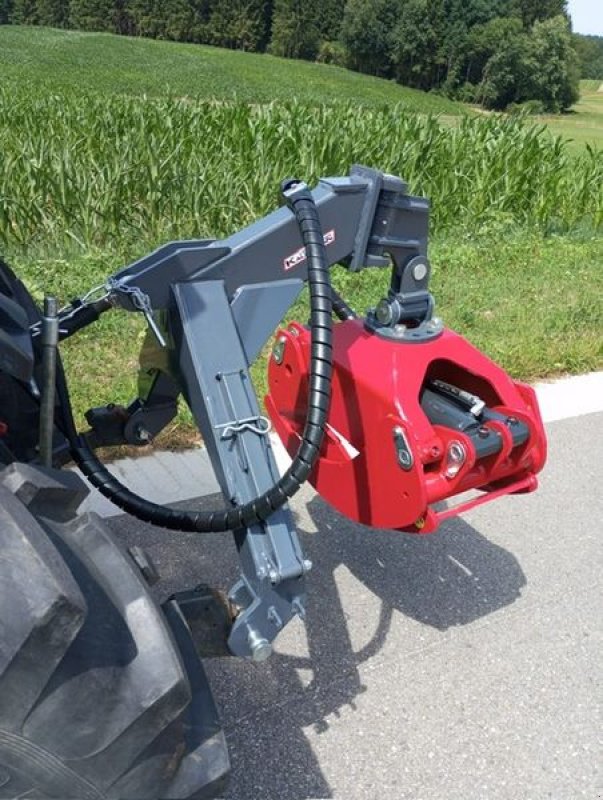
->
xmin=0 ymin=87 xmax=601 ymax=251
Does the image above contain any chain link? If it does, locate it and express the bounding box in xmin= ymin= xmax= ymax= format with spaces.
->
xmin=106 ymin=278 xmax=167 ymax=347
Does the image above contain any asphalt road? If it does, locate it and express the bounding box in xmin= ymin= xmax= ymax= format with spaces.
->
xmin=108 ymin=411 xmax=602 ymax=800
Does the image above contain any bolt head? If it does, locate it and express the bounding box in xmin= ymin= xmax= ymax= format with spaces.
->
xmin=375 ymin=299 xmax=393 ymax=325
xmin=247 ymin=628 xmax=272 ymax=662
xmin=251 ymin=640 xmax=272 ymax=662
xmin=272 ymin=336 xmax=286 ymax=364
xmin=412 ymin=261 xmax=428 ymax=281
xmin=134 ymin=425 xmax=152 ymax=443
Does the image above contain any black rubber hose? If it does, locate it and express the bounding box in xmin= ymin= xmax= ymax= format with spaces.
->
xmin=68 ymin=179 xmax=333 ymax=532
xmin=331 ymin=287 xmax=358 ymax=321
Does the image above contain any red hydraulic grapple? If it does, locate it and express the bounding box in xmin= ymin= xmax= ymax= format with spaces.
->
xmin=267 ymin=320 xmax=546 ymax=534
xmin=265 ymin=170 xmax=546 ymax=536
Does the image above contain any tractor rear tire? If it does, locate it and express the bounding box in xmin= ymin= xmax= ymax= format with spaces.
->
xmin=0 ymin=463 xmax=229 ymax=800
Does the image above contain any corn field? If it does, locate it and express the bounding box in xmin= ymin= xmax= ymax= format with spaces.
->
xmin=1 ymin=87 xmax=601 ymax=250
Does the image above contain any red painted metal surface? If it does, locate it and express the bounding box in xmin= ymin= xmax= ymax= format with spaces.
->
xmin=266 ymin=320 xmax=547 ymax=534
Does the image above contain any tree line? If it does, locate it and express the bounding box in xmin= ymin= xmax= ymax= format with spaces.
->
xmin=1 ymin=0 xmax=598 ymax=112
xmin=573 ymin=34 xmax=603 ymax=81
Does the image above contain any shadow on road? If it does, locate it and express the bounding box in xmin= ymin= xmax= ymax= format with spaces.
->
xmin=110 ymin=493 xmax=526 ymax=800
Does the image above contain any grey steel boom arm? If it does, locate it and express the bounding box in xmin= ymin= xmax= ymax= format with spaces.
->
xmin=110 ymin=165 xmax=429 ymax=306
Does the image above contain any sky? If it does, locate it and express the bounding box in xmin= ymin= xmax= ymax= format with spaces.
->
xmin=567 ymin=0 xmax=603 ymax=36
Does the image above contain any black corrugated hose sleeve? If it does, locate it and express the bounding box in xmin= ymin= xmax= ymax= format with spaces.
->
xmin=67 ymin=180 xmax=333 ymax=533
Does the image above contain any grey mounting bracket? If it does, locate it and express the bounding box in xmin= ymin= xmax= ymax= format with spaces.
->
xmin=365 ymin=254 xmax=443 ymax=343
xmin=172 ymin=279 xmax=309 ymax=661
xmin=365 ymin=313 xmax=444 ymax=343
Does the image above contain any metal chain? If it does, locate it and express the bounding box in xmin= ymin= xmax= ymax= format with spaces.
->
xmin=106 ymin=278 xmax=167 ymax=347
xmin=29 ymin=282 xmax=112 ymax=339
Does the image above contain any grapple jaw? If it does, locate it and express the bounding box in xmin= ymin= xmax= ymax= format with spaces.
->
xmin=266 ymin=319 xmax=547 ymax=534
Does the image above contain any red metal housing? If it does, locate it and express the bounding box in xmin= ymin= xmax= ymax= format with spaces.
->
xmin=266 ymin=320 xmax=547 ymax=534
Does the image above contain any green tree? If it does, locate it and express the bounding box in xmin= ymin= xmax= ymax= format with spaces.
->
xmin=210 ymin=0 xmax=270 ymax=51
xmin=478 ymin=13 xmax=578 ymax=111
xmin=391 ymin=0 xmax=438 ymax=89
xmin=159 ymin=0 xmax=196 ymax=41
xmin=113 ymin=0 xmax=135 ymax=35
xmin=573 ymin=34 xmax=603 ymax=80
xmin=9 ymin=0 xmax=37 ymax=23
xmin=69 ymin=0 xmax=116 ymax=31
xmin=124 ymin=0 xmax=190 ymax=39
xmin=508 ymin=0 xmax=569 ymax=29
xmin=461 ymin=0 xmax=519 ymax=27
xmin=37 ymin=0 xmax=69 ymax=26
xmin=477 ymin=29 xmax=532 ymax=108
xmin=270 ymin=0 xmax=320 ymax=60
xmin=340 ymin=0 xmax=401 ymax=76
xmin=526 ymin=15 xmax=579 ymax=111
xmin=315 ymin=0 xmax=344 ymax=41
xmin=435 ymin=0 xmax=472 ymax=90
xmin=465 ymin=15 xmax=523 ymax=85
xmin=0 ymin=0 xmax=13 ymax=22
xmin=417 ymin=0 xmax=493 ymax=91
xmin=185 ymin=0 xmax=215 ymax=44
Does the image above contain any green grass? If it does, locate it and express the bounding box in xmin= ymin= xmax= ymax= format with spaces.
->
xmin=322 ymin=233 xmax=603 ymax=382
xmin=0 ymin=25 xmax=463 ymax=114
xmin=537 ymin=81 xmax=603 ymax=152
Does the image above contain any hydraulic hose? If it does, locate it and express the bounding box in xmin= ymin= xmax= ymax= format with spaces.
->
xmin=67 ymin=179 xmax=333 ymax=533
xmin=331 ymin=287 xmax=357 ymax=321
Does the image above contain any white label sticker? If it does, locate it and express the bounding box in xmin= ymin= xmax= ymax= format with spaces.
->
xmin=283 ymin=229 xmax=336 ymax=271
